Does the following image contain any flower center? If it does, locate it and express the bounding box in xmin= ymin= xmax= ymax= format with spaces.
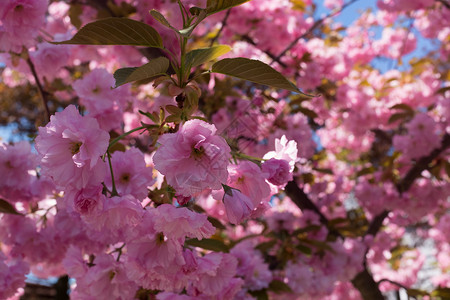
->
xmin=191 ymin=146 xmax=205 ymax=160
xmin=156 ymin=232 xmax=167 ymax=245
xmin=69 ymin=141 xmax=83 ymax=155
xmin=109 ymin=271 xmax=116 ymax=280
xmin=120 ymin=173 xmax=131 ymax=183
xmin=92 ymin=86 xmax=101 ymax=94
xmin=5 ymin=161 xmax=13 ymax=169
xmin=14 ymin=4 xmax=24 ymax=12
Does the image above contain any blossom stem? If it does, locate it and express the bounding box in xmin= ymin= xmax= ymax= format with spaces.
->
xmin=234 ymin=152 xmax=265 ymax=162
xmin=107 ymin=151 xmax=119 ymax=197
xmin=25 ymin=55 xmax=51 ymax=124
xmin=108 ymin=126 xmax=146 ymax=150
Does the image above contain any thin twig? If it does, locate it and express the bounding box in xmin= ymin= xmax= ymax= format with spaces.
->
xmin=378 ymin=278 xmax=411 ymax=292
xmin=437 ymin=0 xmax=450 ymax=9
xmin=210 ymin=8 xmax=232 ymax=47
xmin=271 ymin=0 xmax=361 ymax=64
xmin=396 ymin=132 xmax=450 ymax=193
xmin=285 ymin=180 xmax=343 ymax=238
xmin=241 ymin=35 xmax=287 ymax=68
xmin=26 ymin=57 xmax=51 ymax=124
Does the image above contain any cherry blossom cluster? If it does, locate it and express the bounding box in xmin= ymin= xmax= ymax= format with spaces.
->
xmin=0 ymin=0 xmax=449 ymax=299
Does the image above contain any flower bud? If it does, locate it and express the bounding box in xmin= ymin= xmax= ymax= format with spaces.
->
xmin=223 ymin=189 xmax=254 ymax=225
xmin=261 ymin=158 xmax=293 ymax=187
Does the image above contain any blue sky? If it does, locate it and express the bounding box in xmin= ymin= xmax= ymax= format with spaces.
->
xmin=315 ymin=0 xmax=439 ymax=73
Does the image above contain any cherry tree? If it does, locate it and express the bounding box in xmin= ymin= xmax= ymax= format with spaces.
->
xmin=0 ymin=0 xmax=449 ymax=299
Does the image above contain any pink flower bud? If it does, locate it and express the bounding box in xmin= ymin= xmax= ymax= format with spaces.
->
xmin=168 ymin=84 xmax=184 ymax=97
xmin=261 ymin=158 xmax=293 ymax=187
xmin=223 ymin=189 xmax=254 ymax=225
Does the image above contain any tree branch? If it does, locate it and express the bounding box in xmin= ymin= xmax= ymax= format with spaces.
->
xmin=363 ymin=133 xmax=450 ymax=238
xmin=351 ymin=132 xmax=450 ymax=299
xmin=351 ymin=268 xmax=385 ymax=300
xmin=437 ymin=0 xmax=450 ymax=9
xmin=396 ymin=133 xmax=450 ymax=193
xmin=210 ymin=8 xmax=232 ymax=47
xmin=241 ymin=35 xmax=287 ymax=68
xmin=365 ymin=210 xmax=389 ymax=237
xmin=271 ymin=0 xmax=361 ymax=64
xmin=285 ymin=180 xmax=343 ymax=238
xmin=26 ymin=57 xmax=51 ymax=124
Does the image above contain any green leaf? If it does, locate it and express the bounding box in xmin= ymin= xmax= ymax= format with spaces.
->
xmin=185 ymin=238 xmax=229 ymax=252
xmin=248 ymin=289 xmax=269 ymax=300
xmin=295 ymin=243 xmax=312 ymax=255
xmin=68 ymin=4 xmax=83 ymax=29
xmin=149 ymin=9 xmax=190 ymax=37
xmin=184 ymin=87 xmax=200 ymax=116
xmin=207 ymin=216 xmax=227 ymax=230
xmin=406 ymin=288 xmax=429 ymax=297
xmin=52 ymin=18 xmax=163 ymax=47
xmin=0 ymin=199 xmax=22 ymax=215
xmin=431 ymin=287 xmax=450 ymax=298
xmin=149 ymin=10 xmax=173 ymax=29
xmin=268 ymin=280 xmax=292 ymax=294
xmin=165 ymin=105 xmax=182 ymax=115
xmin=356 ymin=166 xmax=376 ymax=177
xmin=292 ymin=225 xmax=322 ymax=236
xmin=312 ymin=167 xmax=333 ymax=175
xmin=113 ymin=57 xmax=169 ymax=87
xmin=255 ymin=240 xmax=277 ymax=252
xmin=436 ymin=86 xmax=450 ymax=95
xmin=301 ymin=239 xmax=334 ymax=253
xmin=212 ymin=58 xmax=304 ymax=94
xmin=390 ymin=103 xmax=414 ymax=112
xmin=388 ymin=112 xmax=413 ymax=124
xmin=165 ymin=115 xmax=181 ymax=123
xmin=189 ymin=6 xmax=204 ymax=15
xmin=206 ymin=0 xmax=250 ymax=15
xmin=293 ymin=106 xmax=318 ymax=119
xmin=139 ymin=110 xmax=159 ymax=124
xmin=445 ymin=161 xmax=450 ymax=178
xmin=186 ymin=45 xmax=231 ymax=70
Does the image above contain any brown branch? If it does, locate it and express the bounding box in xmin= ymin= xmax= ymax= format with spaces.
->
xmin=352 ymin=133 xmax=450 ymax=299
xmin=285 ymin=180 xmax=343 ymax=238
xmin=271 ymin=0 xmax=361 ymax=64
xmin=351 ymin=269 xmax=385 ymax=300
xmin=437 ymin=0 xmax=450 ymax=9
xmin=364 ymin=133 xmax=450 ymax=238
xmin=377 ymin=278 xmax=410 ymax=291
xmin=396 ymin=133 xmax=450 ymax=193
xmin=26 ymin=57 xmax=51 ymax=124
xmin=365 ymin=210 xmax=389 ymax=237
xmin=241 ymin=35 xmax=287 ymax=68
xmin=210 ymin=8 xmax=232 ymax=47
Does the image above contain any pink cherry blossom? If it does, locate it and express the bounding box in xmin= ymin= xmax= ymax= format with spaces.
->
xmin=64 ymin=185 xmax=105 ymax=216
xmin=192 ymin=252 xmax=238 ymax=296
xmin=73 ymin=68 xmax=129 ymax=131
xmin=393 ymin=113 xmax=441 ymax=160
xmin=152 ymin=204 xmax=215 ymax=241
xmin=262 ymin=158 xmax=293 ymax=186
xmin=30 ymin=42 xmax=70 ymax=81
xmin=35 ymin=105 xmax=109 ymax=189
xmin=227 ymin=161 xmax=271 ymax=207
xmin=153 ymin=119 xmax=231 ymax=196
xmin=0 ymin=0 xmax=48 ymax=52
xmin=105 ymin=148 xmax=154 ymax=200
xmin=0 ymin=252 xmax=29 ymax=300
xmin=0 ymin=141 xmax=36 ymax=200
xmin=223 ymin=188 xmax=254 ymax=225
xmin=263 ymin=135 xmax=298 ymax=172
